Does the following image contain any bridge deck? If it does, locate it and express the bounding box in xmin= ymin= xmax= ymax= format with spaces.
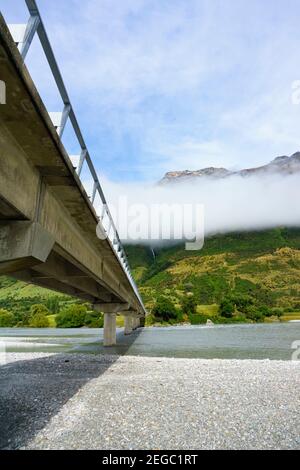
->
xmin=0 ymin=11 xmax=145 ymax=340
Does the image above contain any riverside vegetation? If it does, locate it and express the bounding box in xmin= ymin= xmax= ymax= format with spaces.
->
xmin=0 ymin=228 xmax=300 ymax=327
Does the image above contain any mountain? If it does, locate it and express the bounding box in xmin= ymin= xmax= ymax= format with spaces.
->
xmin=160 ymin=152 xmax=300 ymax=184
xmin=0 ymin=228 xmax=300 ymax=325
xmin=125 ymin=227 xmax=300 ymax=323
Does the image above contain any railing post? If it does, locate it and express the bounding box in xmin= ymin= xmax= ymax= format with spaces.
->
xmin=77 ymin=149 xmax=87 ymax=177
xmin=20 ymin=14 xmax=40 ymax=60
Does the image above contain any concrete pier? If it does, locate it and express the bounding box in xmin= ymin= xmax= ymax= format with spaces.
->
xmin=94 ymin=304 xmax=140 ymax=345
xmin=103 ymin=313 xmax=116 ymax=347
xmin=124 ymin=316 xmax=133 ymax=335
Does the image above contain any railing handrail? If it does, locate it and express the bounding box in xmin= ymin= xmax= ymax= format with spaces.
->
xmin=5 ymin=0 xmax=145 ymax=312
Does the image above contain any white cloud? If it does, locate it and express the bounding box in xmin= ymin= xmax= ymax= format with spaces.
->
xmin=2 ymin=0 xmax=300 ymax=181
xmin=98 ymin=172 xmax=300 ymax=244
xmin=152 ymin=139 xmax=234 ymax=172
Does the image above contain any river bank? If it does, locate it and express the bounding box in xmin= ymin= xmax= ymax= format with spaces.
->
xmin=0 ymin=353 xmax=299 ymax=450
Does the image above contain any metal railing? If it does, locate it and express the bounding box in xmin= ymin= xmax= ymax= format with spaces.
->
xmin=6 ymin=0 xmax=144 ymax=310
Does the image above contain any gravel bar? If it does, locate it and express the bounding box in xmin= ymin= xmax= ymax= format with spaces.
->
xmin=0 ymin=353 xmax=299 ymax=450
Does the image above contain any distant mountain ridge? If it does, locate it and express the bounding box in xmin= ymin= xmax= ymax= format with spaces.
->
xmin=160 ymin=152 xmax=300 ymax=184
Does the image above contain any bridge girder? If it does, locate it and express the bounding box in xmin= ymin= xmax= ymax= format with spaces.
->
xmin=0 ymin=11 xmax=146 ymax=341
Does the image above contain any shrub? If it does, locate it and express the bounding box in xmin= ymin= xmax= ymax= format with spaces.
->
xmin=219 ymin=297 xmax=235 ymax=318
xmin=145 ymin=314 xmax=157 ymax=326
xmin=29 ymin=304 xmax=50 ymax=317
xmin=244 ymin=306 xmax=265 ymax=322
xmin=183 ymin=282 xmax=194 ymax=293
xmin=192 ymin=274 xmax=230 ymax=304
xmin=232 ymin=294 xmax=254 ymax=310
xmin=284 ymin=306 xmax=295 ymax=313
xmin=0 ymin=309 xmax=15 ymax=327
xmin=213 ymin=315 xmax=248 ymax=324
xmin=29 ymin=304 xmax=50 ymax=328
xmin=46 ymin=297 xmax=60 ymax=314
xmin=84 ymin=310 xmax=104 ymax=328
xmin=181 ymin=295 xmax=197 ymax=315
xmin=258 ymin=305 xmax=273 ymax=317
xmin=189 ymin=313 xmax=207 ymax=325
xmin=152 ymin=296 xmax=178 ymax=321
xmin=56 ymin=304 xmax=87 ymax=328
xmin=271 ymin=307 xmax=284 ymax=318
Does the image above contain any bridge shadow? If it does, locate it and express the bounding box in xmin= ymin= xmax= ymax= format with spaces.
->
xmin=0 ymin=328 xmax=142 ymax=450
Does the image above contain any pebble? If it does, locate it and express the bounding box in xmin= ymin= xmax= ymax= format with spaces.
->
xmin=0 ymin=353 xmax=299 ymax=450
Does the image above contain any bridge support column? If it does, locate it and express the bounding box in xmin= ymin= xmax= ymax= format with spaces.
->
xmin=103 ymin=313 xmax=116 ymax=347
xmin=132 ymin=317 xmax=140 ymax=330
xmin=124 ymin=316 xmax=133 ymax=335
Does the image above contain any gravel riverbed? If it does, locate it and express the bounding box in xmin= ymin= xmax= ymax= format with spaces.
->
xmin=0 ymin=353 xmax=299 ymax=450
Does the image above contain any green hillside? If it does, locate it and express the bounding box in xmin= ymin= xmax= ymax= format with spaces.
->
xmin=0 ymin=276 xmax=73 ymax=326
xmin=0 ymin=227 xmax=300 ymax=326
xmin=125 ymin=227 xmax=300 ymax=324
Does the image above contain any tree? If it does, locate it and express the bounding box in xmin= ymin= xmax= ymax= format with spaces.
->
xmin=244 ymin=306 xmax=265 ymax=322
xmin=183 ymin=282 xmax=194 ymax=293
xmin=181 ymin=295 xmax=197 ymax=315
xmin=29 ymin=304 xmax=50 ymax=317
xmin=29 ymin=304 xmax=50 ymax=328
xmin=232 ymin=294 xmax=254 ymax=311
xmin=46 ymin=297 xmax=60 ymax=314
xmin=84 ymin=310 xmax=104 ymax=328
xmin=0 ymin=309 xmax=15 ymax=327
xmin=56 ymin=304 xmax=87 ymax=328
xmin=258 ymin=305 xmax=272 ymax=317
xmin=270 ymin=307 xmax=284 ymax=318
xmin=219 ymin=297 xmax=235 ymax=318
xmin=152 ymin=296 xmax=177 ymax=321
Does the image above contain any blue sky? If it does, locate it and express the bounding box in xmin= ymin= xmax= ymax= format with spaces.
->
xmin=2 ymin=0 xmax=300 ymax=182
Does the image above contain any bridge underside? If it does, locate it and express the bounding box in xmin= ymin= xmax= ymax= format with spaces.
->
xmin=0 ymin=14 xmax=145 ymax=345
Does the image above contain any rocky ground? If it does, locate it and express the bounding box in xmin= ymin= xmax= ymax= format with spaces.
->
xmin=0 ymin=353 xmax=299 ymax=450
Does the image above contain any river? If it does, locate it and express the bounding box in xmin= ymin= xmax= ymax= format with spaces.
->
xmin=0 ymin=322 xmax=300 ymax=360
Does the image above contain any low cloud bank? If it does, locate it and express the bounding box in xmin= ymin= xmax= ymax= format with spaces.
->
xmin=96 ymin=173 xmax=300 ymax=245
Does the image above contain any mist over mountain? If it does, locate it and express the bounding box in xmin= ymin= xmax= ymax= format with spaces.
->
xmin=160 ymin=152 xmax=300 ymax=185
xmin=100 ymin=152 xmax=300 ymax=244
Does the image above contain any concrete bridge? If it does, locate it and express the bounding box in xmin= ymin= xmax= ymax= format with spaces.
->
xmin=0 ymin=1 xmax=146 ymax=345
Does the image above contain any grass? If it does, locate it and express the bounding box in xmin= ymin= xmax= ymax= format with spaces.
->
xmin=116 ymin=316 xmax=125 ymax=327
xmin=0 ymin=278 xmax=64 ymax=300
xmin=196 ymin=304 xmax=219 ymax=316
xmin=281 ymin=313 xmax=300 ymax=321
xmin=47 ymin=314 xmax=57 ymax=328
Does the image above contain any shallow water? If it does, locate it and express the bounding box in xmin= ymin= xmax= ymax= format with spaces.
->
xmin=0 ymin=323 xmax=300 ymax=360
